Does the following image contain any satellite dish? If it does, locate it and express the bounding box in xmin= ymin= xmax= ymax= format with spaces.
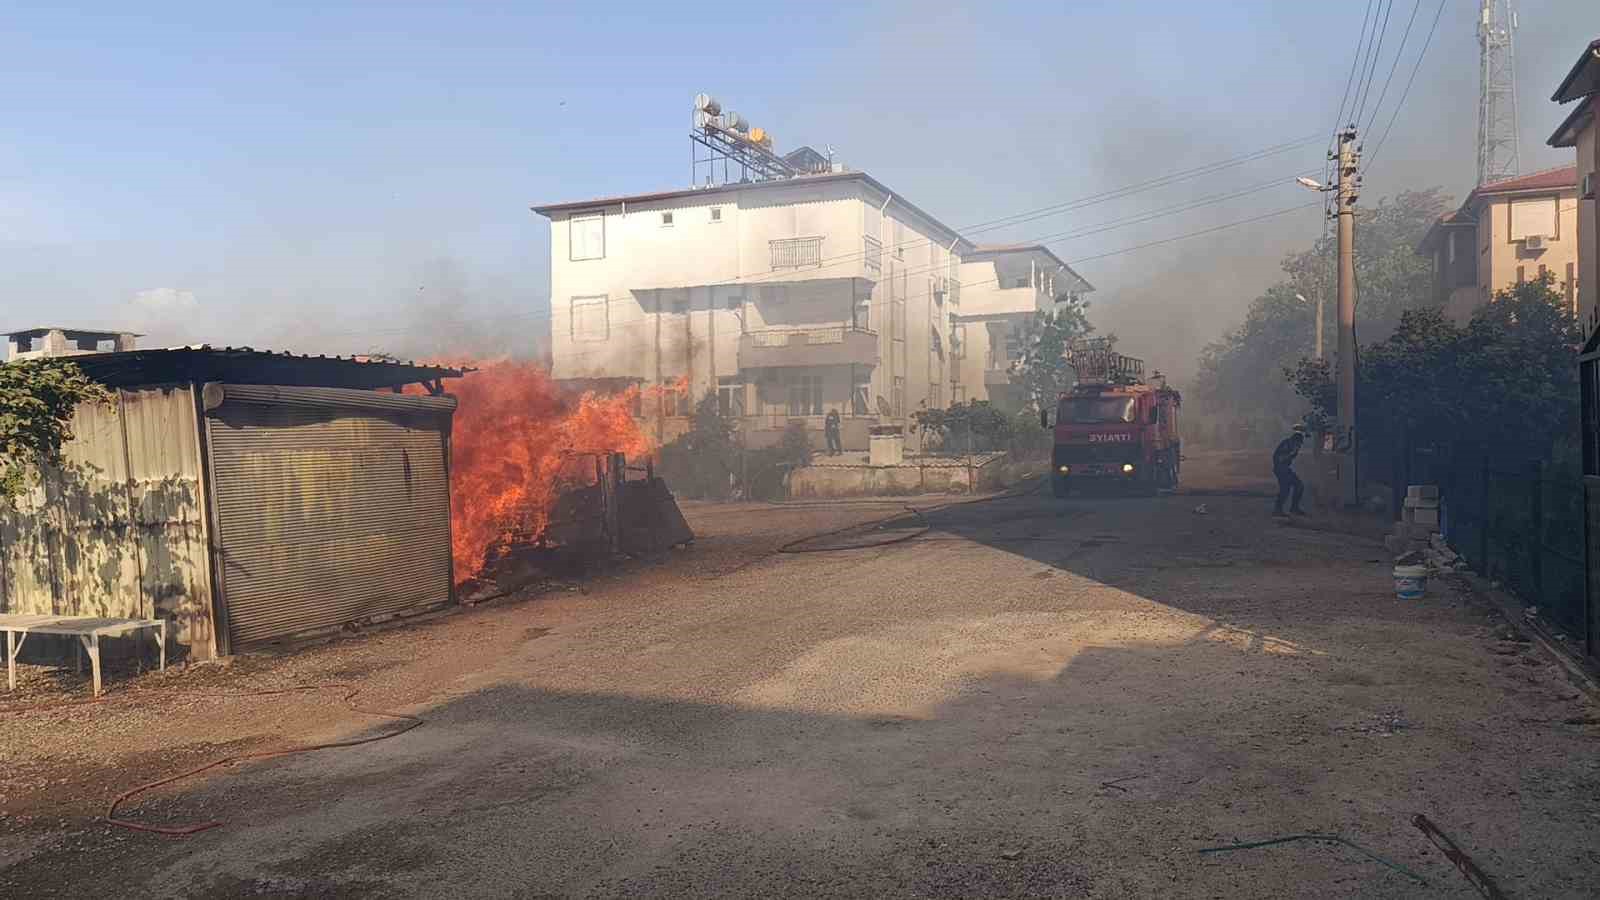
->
xmin=876 ymin=395 xmax=893 ymax=418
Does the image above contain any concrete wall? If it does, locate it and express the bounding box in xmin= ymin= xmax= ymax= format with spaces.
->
xmin=788 ymin=456 xmax=1007 ymax=497
xmin=0 ymin=385 xmax=217 ymax=657
xmin=1578 ymin=110 xmax=1598 ymax=338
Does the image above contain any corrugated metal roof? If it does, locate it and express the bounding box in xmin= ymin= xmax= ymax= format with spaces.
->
xmin=66 ymin=346 xmax=473 ymax=390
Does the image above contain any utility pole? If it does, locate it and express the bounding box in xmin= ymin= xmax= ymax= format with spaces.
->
xmin=1315 ymin=294 xmax=1325 ymax=361
xmin=1335 ymin=128 xmax=1360 ymax=508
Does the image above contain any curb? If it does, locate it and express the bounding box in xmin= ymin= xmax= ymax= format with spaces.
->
xmin=1446 ymin=571 xmax=1600 ymax=702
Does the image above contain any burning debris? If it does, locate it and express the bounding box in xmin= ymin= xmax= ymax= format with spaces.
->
xmin=440 ymin=361 xmax=655 ymax=582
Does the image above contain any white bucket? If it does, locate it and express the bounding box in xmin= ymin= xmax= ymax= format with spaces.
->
xmin=1393 ymin=565 xmax=1428 ymax=600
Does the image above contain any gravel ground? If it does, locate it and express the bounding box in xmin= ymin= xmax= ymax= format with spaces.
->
xmin=2 ymin=451 xmax=1597 ymax=898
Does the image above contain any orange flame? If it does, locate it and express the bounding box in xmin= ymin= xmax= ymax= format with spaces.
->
xmin=438 ymin=361 xmax=654 ymax=582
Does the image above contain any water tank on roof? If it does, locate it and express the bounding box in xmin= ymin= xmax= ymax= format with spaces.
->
xmin=749 ymin=127 xmax=772 ymax=149
xmin=723 ymin=110 xmax=747 ymax=132
xmin=693 ymin=93 xmax=721 ymax=115
xmin=693 ymin=109 xmax=716 ymax=129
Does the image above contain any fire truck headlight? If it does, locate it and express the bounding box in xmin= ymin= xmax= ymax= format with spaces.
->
xmin=1122 ymin=463 xmax=1135 ymax=474
xmin=1058 ymin=465 xmax=1070 ymax=474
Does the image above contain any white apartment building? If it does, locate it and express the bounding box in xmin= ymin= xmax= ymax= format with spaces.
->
xmin=534 ymin=172 xmax=974 ymax=449
xmin=954 ymin=245 xmax=1093 ymax=412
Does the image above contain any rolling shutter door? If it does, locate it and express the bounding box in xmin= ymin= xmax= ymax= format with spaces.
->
xmin=203 ymin=384 xmax=455 ymax=650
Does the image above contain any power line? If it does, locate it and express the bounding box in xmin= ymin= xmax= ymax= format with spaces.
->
xmin=332 ymin=193 xmax=1328 ymax=343
xmin=1362 ymin=0 xmax=1424 ymax=134
xmin=723 ymin=131 xmax=1326 ymax=287
xmin=1333 ymin=0 xmax=1379 ymax=134
xmin=1365 ymin=0 xmax=1448 ymax=172
xmin=1354 ymin=0 xmax=1397 ymax=127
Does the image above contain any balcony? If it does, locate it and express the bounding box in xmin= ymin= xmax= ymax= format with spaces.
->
xmin=770 ymin=236 xmax=824 ymax=270
xmin=863 ymin=235 xmax=882 ymax=276
xmin=984 ymin=353 xmax=1017 ymax=386
xmin=739 ymin=326 xmax=880 ymax=369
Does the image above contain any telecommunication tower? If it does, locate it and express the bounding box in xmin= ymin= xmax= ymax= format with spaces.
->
xmin=1477 ymin=0 xmax=1521 ymax=186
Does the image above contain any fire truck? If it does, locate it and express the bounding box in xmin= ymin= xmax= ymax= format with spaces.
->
xmin=1041 ymin=339 xmax=1182 ymax=498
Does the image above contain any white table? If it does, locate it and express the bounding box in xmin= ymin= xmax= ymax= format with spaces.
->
xmin=1 ymin=615 xmax=167 ymax=697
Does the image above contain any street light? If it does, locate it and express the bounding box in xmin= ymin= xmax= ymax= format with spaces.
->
xmin=1295 ymin=176 xmax=1331 ymax=192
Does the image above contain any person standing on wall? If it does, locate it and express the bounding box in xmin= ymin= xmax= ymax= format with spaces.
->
xmin=824 ymin=408 xmax=842 ymax=456
xmin=1273 ymin=425 xmax=1307 ymax=518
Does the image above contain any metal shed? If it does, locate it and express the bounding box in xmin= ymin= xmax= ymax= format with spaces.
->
xmin=0 ymin=348 xmax=468 ymax=658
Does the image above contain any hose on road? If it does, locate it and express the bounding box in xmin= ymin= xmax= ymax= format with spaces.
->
xmin=103 ymin=684 xmax=421 ymax=836
xmin=1197 ymin=833 xmax=1429 ymax=886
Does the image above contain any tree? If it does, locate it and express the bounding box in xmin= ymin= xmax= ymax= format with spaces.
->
xmin=1015 ymin=295 xmax=1095 ymax=411
xmin=912 ymin=400 xmax=1014 ymax=452
xmin=0 ymin=359 xmax=111 ymax=503
xmin=1288 ymin=270 xmax=1579 ymax=470
xmin=1199 ymin=188 xmax=1450 ymax=431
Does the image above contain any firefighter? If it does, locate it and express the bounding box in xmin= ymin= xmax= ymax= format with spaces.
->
xmin=824 ymin=408 xmax=843 ymax=456
xmin=1272 ymin=426 xmax=1307 ymax=518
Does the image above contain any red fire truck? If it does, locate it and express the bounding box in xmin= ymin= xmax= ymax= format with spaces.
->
xmin=1041 ymin=340 xmax=1182 ymax=498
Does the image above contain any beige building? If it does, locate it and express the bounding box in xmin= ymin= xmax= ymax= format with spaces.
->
xmin=1418 ymin=166 xmax=1580 ymax=323
xmin=1549 ymin=39 xmax=1600 ymax=340
xmin=6 ymin=326 xmax=139 ymax=362
xmin=533 ymin=172 xmax=975 ymax=449
xmin=953 ymin=245 xmax=1092 ymax=412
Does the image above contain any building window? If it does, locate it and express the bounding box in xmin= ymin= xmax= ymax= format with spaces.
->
xmin=570 ymin=296 xmax=608 ymax=341
xmin=1517 ymin=265 xmax=1526 ymax=285
xmin=717 ymin=376 xmax=744 ymax=417
xmin=1012 ymin=277 xmax=1029 ymax=289
xmin=661 ymin=211 xmax=674 ymax=227
xmin=709 ymin=207 xmax=723 ymax=223
xmin=892 ymin=376 xmax=905 ymax=416
xmin=787 ymin=374 xmax=822 ymax=417
xmin=725 ymin=296 xmax=741 ymax=311
xmin=1509 ymin=196 xmax=1557 ymax=241
xmin=672 ymin=297 xmax=689 ymax=314
xmin=569 ymin=214 xmax=605 ymax=260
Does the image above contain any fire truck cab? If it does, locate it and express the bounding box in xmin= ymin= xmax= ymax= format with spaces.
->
xmin=1042 ymin=342 xmax=1181 ymax=498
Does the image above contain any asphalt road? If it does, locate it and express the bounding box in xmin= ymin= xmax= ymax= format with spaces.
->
xmin=4 ymin=452 xmax=1599 ymax=898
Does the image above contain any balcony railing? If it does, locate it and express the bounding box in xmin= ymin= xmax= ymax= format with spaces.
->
xmin=770 ymin=236 xmax=824 ymax=270
xmin=739 ymin=325 xmax=881 ymax=369
xmin=863 ymin=235 xmax=883 ymax=275
xmin=750 ymin=325 xmax=873 ymax=348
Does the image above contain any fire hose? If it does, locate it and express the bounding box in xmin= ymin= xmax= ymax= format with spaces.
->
xmin=3 ymin=683 xmax=422 ymax=836
xmin=102 ymin=684 xmax=421 ymax=835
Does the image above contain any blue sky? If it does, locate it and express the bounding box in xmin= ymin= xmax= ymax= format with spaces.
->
xmin=4 ymin=1 xmax=1594 ymax=373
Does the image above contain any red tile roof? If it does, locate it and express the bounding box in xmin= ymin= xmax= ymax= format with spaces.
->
xmin=1471 ymin=165 xmax=1578 ymax=197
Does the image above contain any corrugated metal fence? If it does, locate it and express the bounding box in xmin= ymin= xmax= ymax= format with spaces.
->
xmin=0 ymin=385 xmax=215 ymax=652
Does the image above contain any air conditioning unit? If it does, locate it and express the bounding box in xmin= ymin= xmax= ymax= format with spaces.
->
xmin=1523 ymin=235 xmax=1546 ymax=251
xmin=1584 ymin=172 xmax=1596 ymax=200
